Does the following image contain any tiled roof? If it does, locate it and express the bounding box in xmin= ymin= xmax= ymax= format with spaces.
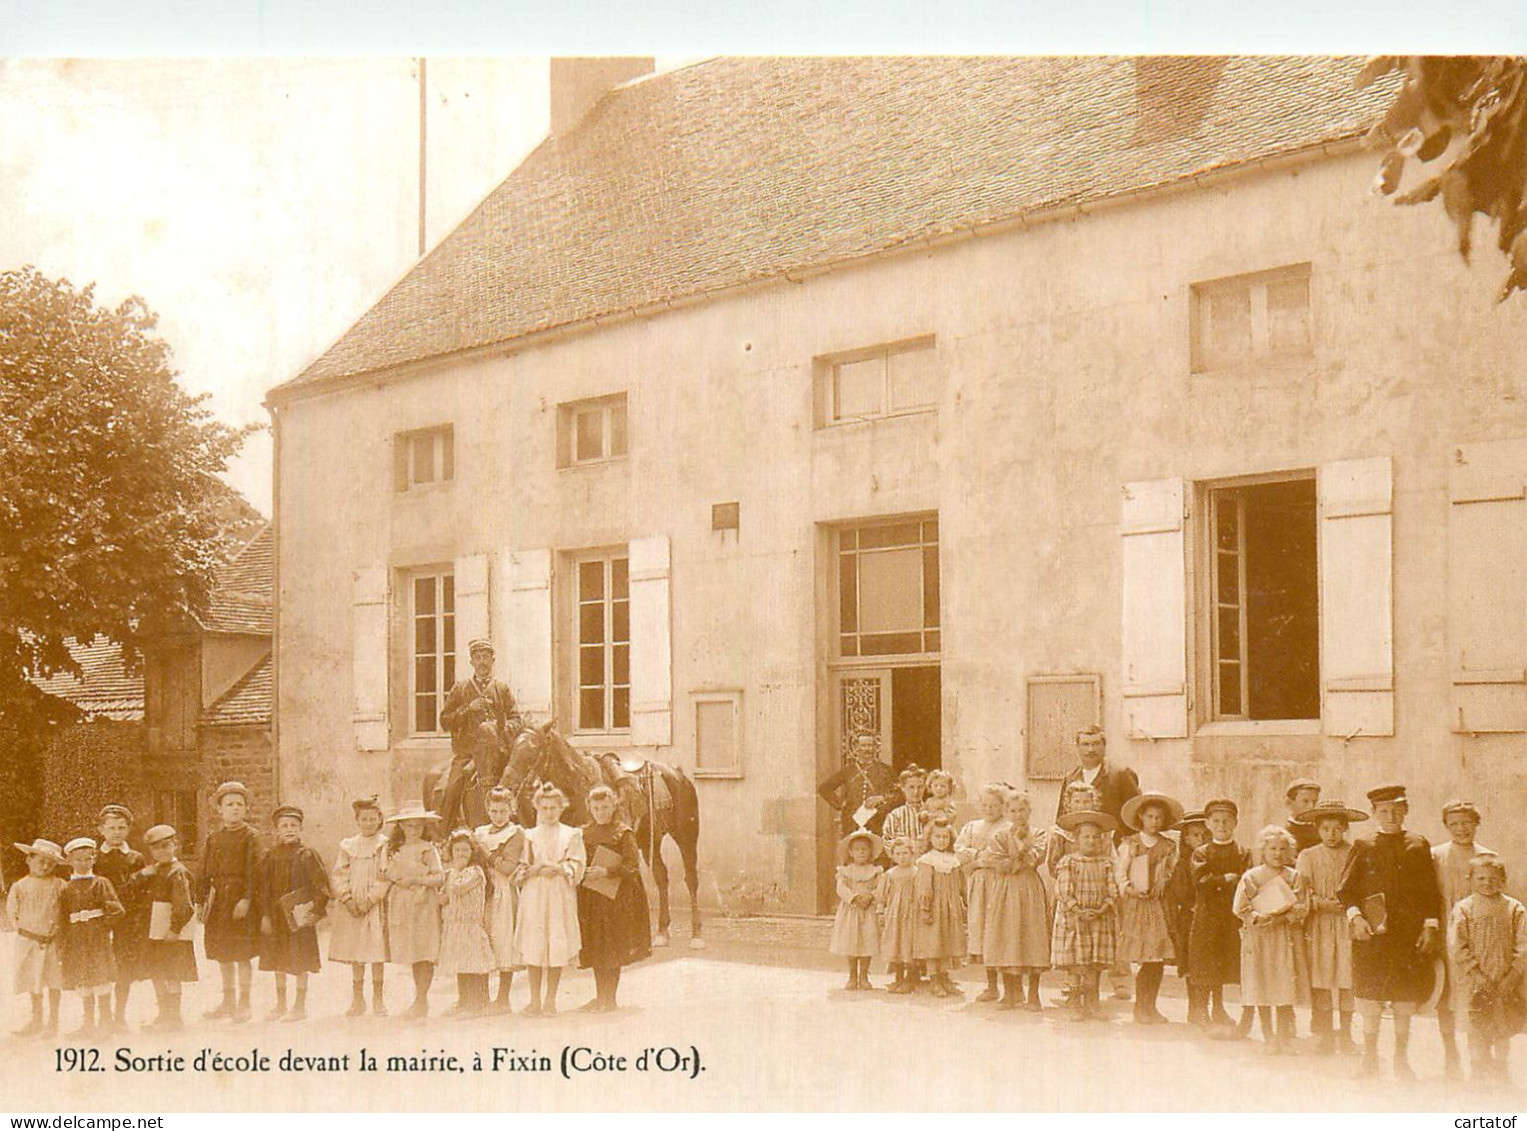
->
xmin=30 ymin=636 xmax=144 ymax=722
xmin=195 ymin=524 xmax=273 ymax=635
xmin=201 ymin=653 xmax=272 ymax=727
xmin=270 ymin=55 xmax=1394 ymax=398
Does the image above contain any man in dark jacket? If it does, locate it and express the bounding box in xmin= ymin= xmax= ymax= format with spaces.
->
xmin=818 ymin=733 xmax=902 ymax=836
xmin=439 ymin=638 xmax=522 ymax=830
xmin=1338 ymin=783 xmax=1445 ymax=1080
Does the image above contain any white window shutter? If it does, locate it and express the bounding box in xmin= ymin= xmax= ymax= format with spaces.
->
xmin=1120 ymin=478 xmax=1188 ymax=739
xmin=505 ymin=550 xmax=553 ymax=719
xmin=454 ymin=554 xmax=490 ymax=656
xmin=351 ymin=566 xmax=389 ymax=751
xmin=1319 ymin=457 xmax=1394 ymax=737
xmin=1448 ymin=440 xmax=1527 ymax=734
xmin=629 ymin=534 xmax=672 ymax=747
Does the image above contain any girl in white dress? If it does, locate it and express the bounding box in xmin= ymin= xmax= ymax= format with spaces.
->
xmin=473 ymin=787 xmax=525 ymax=1012
xmin=514 ymin=783 xmax=587 ymax=1016
xmin=330 ymin=797 xmax=392 ymax=1018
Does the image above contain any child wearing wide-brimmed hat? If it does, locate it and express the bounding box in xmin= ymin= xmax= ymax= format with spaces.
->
xmin=1116 ymin=792 xmax=1183 ymax=1025
xmin=1295 ymin=798 xmax=1368 ymax=1054
xmin=257 ymin=805 xmax=330 ymax=1022
xmin=830 ymin=828 xmax=884 ymax=991
xmin=384 ymin=801 xmax=445 ymax=1019
xmin=7 ymin=839 xmax=65 ymax=1036
xmin=93 ymin=803 xmax=147 ymax=1031
xmin=1050 ymin=810 xmax=1120 ymax=1021
xmin=1187 ymin=798 xmax=1253 ymax=1036
xmin=331 ymin=796 xmax=392 ymax=1018
xmin=58 ymin=837 xmax=124 ymax=1037
xmin=195 ymin=780 xmax=262 ymax=1023
xmin=136 ymin=824 xmax=198 ymax=1031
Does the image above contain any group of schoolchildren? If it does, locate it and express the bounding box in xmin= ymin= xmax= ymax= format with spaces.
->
xmin=830 ymin=764 xmax=1527 ymax=1086
xmin=3 ymin=776 xmax=653 ymax=1037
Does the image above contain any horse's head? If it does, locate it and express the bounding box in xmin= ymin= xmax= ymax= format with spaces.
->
xmin=499 ymin=718 xmax=557 ymax=793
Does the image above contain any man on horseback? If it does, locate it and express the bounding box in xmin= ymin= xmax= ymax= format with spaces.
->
xmin=439 ymin=638 xmax=523 ymax=831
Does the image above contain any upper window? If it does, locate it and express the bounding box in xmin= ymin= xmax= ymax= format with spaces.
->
xmin=576 ymin=555 xmax=630 ymax=732
xmin=818 ymin=338 xmax=938 ymax=426
xmin=1191 ymin=265 xmax=1311 ymax=372
xmin=1207 ymin=477 xmax=1319 ymax=720
xmin=558 ymin=394 xmax=628 ymax=467
xmin=838 ymin=517 xmax=940 ymax=657
xmin=394 ymin=425 xmax=455 ymax=492
xmin=410 ymin=571 xmax=456 ymax=734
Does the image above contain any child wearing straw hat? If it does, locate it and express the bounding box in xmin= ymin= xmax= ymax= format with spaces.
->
xmin=58 ymin=837 xmax=124 ymax=1036
xmin=1295 ymin=798 xmax=1367 ymax=1054
xmin=195 ymin=780 xmax=262 ymax=1023
xmin=136 ymin=824 xmax=198 ymax=1031
xmin=331 ymin=796 xmax=392 ymax=1018
xmin=1050 ymin=809 xmax=1120 ymax=1021
xmin=1116 ymin=792 xmax=1184 ymax=1024
xmin=383 ymin=801 xmax=445 ymax=1019
xmin=830 ymin=827 xmax=884 ymax=991
xmin=7 ymin=839 xmax=65 ymax=1036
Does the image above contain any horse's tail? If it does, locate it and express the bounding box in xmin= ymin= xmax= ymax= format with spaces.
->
xmin=667 ymin=765 xmax=701 ymax=847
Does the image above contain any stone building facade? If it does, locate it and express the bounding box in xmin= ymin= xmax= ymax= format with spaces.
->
xmin=267 ymin=57 xmax=1527 ymax=912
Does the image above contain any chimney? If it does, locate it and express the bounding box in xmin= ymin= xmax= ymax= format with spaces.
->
xmin=549 ymin=57 xmax=654 ymax=136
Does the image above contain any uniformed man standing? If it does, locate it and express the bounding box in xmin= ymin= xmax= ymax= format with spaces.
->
xmin=818 ymin=733 xmax=902 ymax=836
xmin=439 ymin=638 xmax=522 ymax=831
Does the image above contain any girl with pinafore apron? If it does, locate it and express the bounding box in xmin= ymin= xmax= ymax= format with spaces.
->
xmin=914 ymin=819 xmax=966 ymax=997
xmin=474 ymin=786 xmax=526 ymax=1012
xmin=956 ymin=782 xmax=1012 ymax=1004
xmin=515 ymin=783 xmax=587 ymax=1016
xmin=330 ymin=796 xmax=392 ymax=1017
xmin=982 ymin=790 xmax=1051 ymax=1010
xmin=878 ymin=837 xmax=920 ymax=993
xmin=830 ymin=828 xmax=884 ymax=992
xmin=384 ymin=802 xmax=445 ymax=1019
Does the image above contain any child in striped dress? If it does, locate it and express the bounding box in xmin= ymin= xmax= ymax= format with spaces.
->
xmin=438 ymin=829 xmax=495 ymax=1016
xmin=7 ymin=840 xmax=65 ymax=1037
xmin=877 ymin=838 xmax=919 ymax=993
xmin=1051 ymin=810 xmax=1119 ymax=1021
xmin=829 ymin=829 xmax=883 ymax=991
xmin=956 ymin=782 xmax=1011 ymax=1004
xmin=1116 ymin=793 xmax=1182 ymax=1025
xmin=1296 ymin=799 xmax=1366 ymax=1054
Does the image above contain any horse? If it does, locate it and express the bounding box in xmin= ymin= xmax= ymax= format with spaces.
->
xmin=421 ymin=718 xmax=514 ymax=833
xmin=495 ymin=720 xmax=705 ymax=949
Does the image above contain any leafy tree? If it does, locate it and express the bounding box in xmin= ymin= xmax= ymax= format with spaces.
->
xmin=0 ymin=266 xmax=251 ymax=847
xmin=1362 ymin=56 xmax=1527 ymax=299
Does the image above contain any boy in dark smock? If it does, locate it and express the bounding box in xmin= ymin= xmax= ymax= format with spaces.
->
xmin=196 ymin=781 xmax=262 ymax=1022
xmin=1338 ymin=783 xmax=1444 ymax=1079
xmin=1187 ymin=798 xmax=1253 ymax=1036
xmin=257 ymin=805 xmax=331 ymax=1022
xmin=93 ymin=803 xmax=147 ymax=1030
xmin=58 ymin=837 xmax=124 ymax=1036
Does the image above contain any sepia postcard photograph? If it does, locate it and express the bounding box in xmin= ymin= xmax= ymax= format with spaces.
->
xmin=3 ymin=3 xmax=1527 ymax=1116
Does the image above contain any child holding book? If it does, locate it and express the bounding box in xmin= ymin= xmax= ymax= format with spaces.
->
xmin=438 ymin=829 xmax=495 ymax=1016
xmin=136 ymin=825 xmax=198 ymax=1032
xmin=195 ymin=780 xmax=262 ymax=1022
xmin=981 ymin=790 xmax=1050 ymax=1010
xmin=1051 ymin=810 xmax=1120 ymax=1021
xmin=58 ymin=837 xmax=124 ymax=1036
xmin=830 ymin=828 xmax=883 ymax=992
xmin=1296 ymin=799 xmax=1367 ymax=1054
xmin=1234 ymin=825 xmax=1308 ymax=1053
xmin=577 ymin=784 xmax=652 ymax=1012
xmin=384 ymin=802 xmax=445 ymax=1019
xmin=93 ymin=804 xmax=146 ymax=1031
xmin=515 ymin=783 xmax=586 ymax=1017
xmin=1448 ymin=853 xmax=1527 ymax=1085
xmin=956 ymin=782 xmax=1012 ymax=1003
xmin=7 ymin=839 xmax=65 ymax=1037
xmin=475 ymin=787 xmax=526 ymax=1012
xmin=1188 ymin=798 xmax=1253 ymax=1035
xmin=330 ymin=796 xmax=392 ymax=1017
xmin=1116 ymin=792 xmax=1183 ymax=1025
xmin=257 ymin=805 xmax=330 ymax=1022
xmin=914 ymin=819 xmax=966 ymax=997
xmin=878 ymin=837 xmax=919 ymax=993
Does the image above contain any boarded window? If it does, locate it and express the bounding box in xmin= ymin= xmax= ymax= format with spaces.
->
xmin=694 ymin=691 xmax=742 ymax=777
xmin=819 ymin=338 xmax=938 ymax=426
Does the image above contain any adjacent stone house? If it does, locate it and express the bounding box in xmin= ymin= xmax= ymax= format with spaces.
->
xmin=267 ymin=57 xmax=1527 ymax=912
